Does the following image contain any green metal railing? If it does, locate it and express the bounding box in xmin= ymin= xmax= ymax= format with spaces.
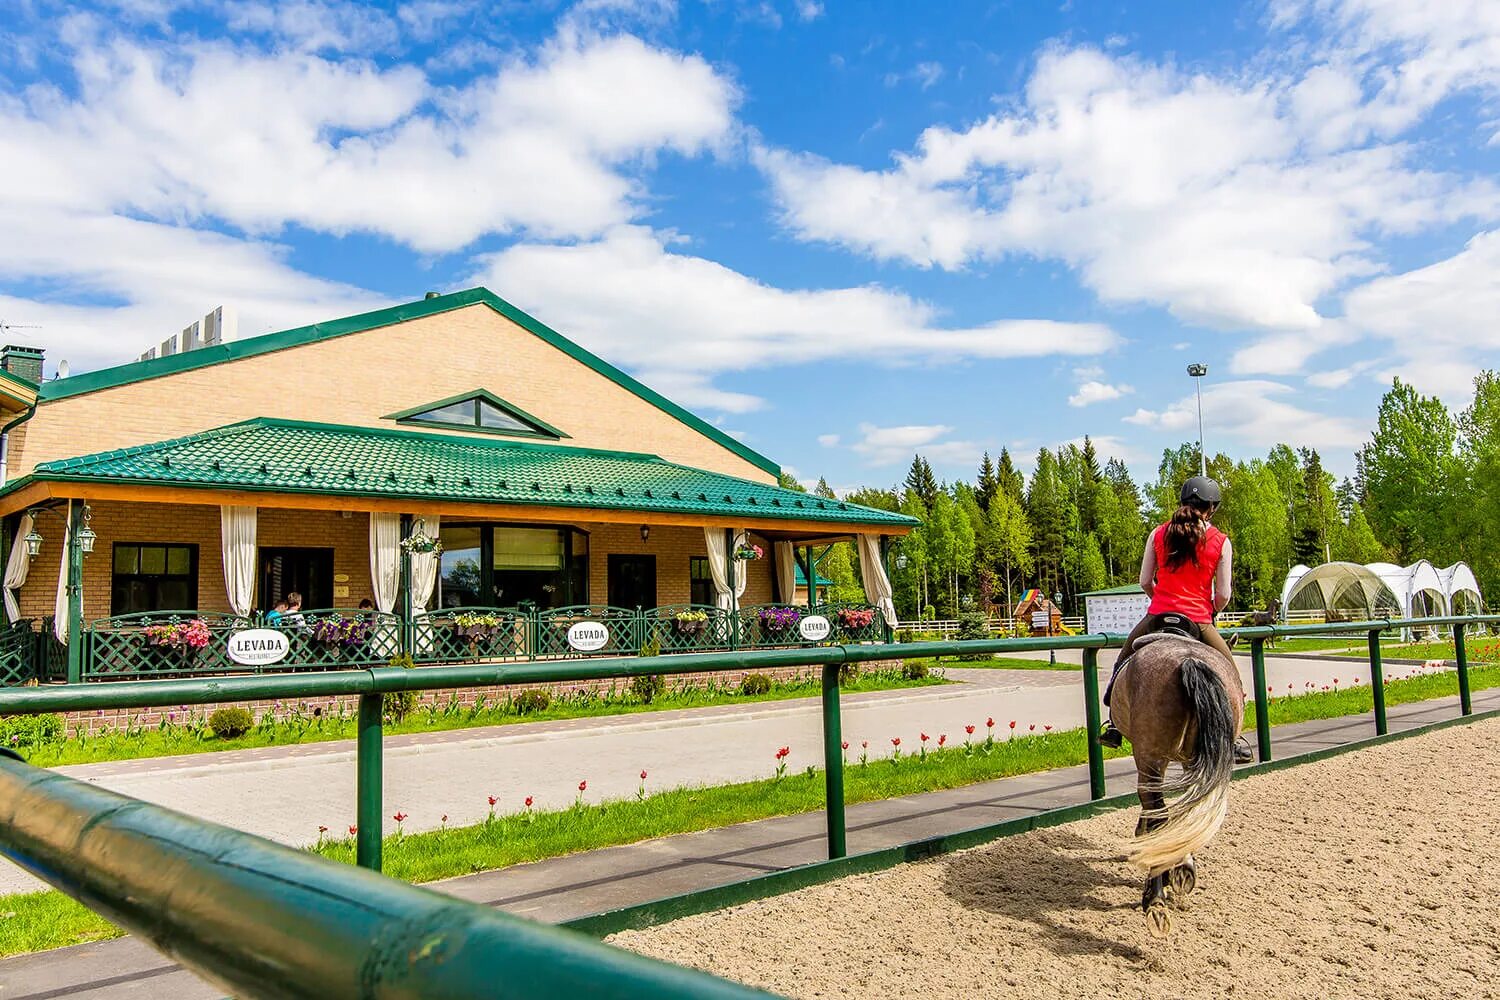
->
xmin=0 ymin=612 xmax=1493 ymax=997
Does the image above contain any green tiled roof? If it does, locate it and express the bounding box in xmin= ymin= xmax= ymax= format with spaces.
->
xmin=25 ymin=419 xmax=917 ymax=530
xmin=36 ymin=287 xmax=780 ymax=477
xmin=794 ymin=565 xmax=833 ymax=587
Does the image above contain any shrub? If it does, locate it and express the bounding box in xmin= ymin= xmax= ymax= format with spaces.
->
xmin=383 ymin=653 xmax=417 ymax=722
xmin=838 ymin=662 xmax=860 ymax=686
xmin=896 ymin=628 xmax=915 ymax=644
xmin=207 ymin=707 xmax=254 ymax=739
xmin=0 ymin=713 xmax=64 ymax=749
xmin=901 ymin=660 xmax=929 ymax=681
xmin=955 ymin=612 xmax=992 ymax=661
xmin=512 ymin=689 xmax=551 ymax=715
xmin=739 ymin=672 xmax=773 ymax=696
xmin=631 ymin=673 xmax=666 ymax=704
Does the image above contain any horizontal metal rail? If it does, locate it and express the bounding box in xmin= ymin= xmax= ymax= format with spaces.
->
xmin=0 ymin=613 xmax=1491 ymax=997
xmin=0 ymin=750 xmax=773 ymax=999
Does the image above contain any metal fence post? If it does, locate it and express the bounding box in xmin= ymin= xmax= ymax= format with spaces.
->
xmin=1081 ymin=646 xmax=1105 ymax=800
xmin=820 ymin=661 xmax=847 ymax=858
xmin=1367 ymin=628 xmax=1387 ymax=736
xmin=1250 ymin=637 xmax=1272 ymax=762
xmin=1453 ymin=621 xmax=1472 ymax=716
xmin=356 ymin=692 xmax=383 ymax=871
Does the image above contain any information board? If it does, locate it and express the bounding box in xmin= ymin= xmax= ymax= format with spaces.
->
xmin=1085 ymin=594 xmax=1150 ymax=635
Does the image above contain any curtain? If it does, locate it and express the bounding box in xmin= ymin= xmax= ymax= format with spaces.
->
xmin=409 ymin=514 xmax=440 ymax=613
xmin=220 ymin=506 xmax=257 ymax=617
xmin=53 ymin=501 xmax=71 ymax=643
xmin=703 ymin=528 xmax=748 ymax=612
xmin=4 ymin=513 xmax=34 ymax=622
xmin=858 ymin=533 xmax=898 ymax=627
xmin=369 ymin=512 xmax=402 ymax=613
xmin=774 ymin=540 xmax=796 ymax=604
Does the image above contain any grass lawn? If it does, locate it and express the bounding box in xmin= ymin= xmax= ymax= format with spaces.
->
xmin=902 ymin=654 xmax=1079 ymax=671
xmin=1256 ymin=636 xmax=1368 ymax=653
xmin=5 ymin=661 xmax=1495 ymax=959
xmin=1333 ymin=635 xmax=1500 ymax=663
xmin=6 ymin=667 xmax=945 ymax=769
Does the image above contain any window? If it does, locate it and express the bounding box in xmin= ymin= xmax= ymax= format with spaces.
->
xmin=689 ymin=556 xmax=713 ymax=607
xmin=437 ymin=524 xmax=588 ymax=610
xmin=112 ymin=543 xmax=198 ymax=616
xmin=384 ymin=390 xmax=567 ymax=440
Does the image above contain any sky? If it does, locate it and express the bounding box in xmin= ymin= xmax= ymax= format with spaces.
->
xmin=1 ymin=0 xmax=1497 ymax=494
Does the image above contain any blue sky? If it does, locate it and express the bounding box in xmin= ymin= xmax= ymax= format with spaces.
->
xmin=2 ymin=0 xmax=1498 ymax=492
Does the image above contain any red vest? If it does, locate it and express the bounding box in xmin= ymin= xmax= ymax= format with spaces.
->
xmin=1147 ymin=523 xmax=1226 ymax=623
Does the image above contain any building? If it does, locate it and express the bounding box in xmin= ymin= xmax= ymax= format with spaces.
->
xmin=0 ymin=289 xmax=913 ymax=683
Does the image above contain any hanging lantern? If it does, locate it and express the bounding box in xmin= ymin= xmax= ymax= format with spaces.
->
xmin=24 ymin=525 xmax=43 ymax=557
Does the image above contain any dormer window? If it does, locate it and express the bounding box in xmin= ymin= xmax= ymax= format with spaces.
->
xmin=383 ymin=390 xmax=567 ymax=440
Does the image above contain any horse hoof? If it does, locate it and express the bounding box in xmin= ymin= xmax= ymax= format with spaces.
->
xmin=1145 ymin=902 xmax=1173 ymax=938
xmin=1168 ymin=860 xmax=1197 ymax=897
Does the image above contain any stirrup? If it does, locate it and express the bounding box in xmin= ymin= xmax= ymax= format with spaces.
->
xmin=1233 ymin=738 xmax=1254 ymax=764
xmin=1099 ymin=725 xmax=1123 ymax=749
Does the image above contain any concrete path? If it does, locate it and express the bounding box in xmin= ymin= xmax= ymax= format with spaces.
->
xmin=0 ymin=651 xmax=1467 ymax=898
xmin=3 ymin=686 xmax=1493 ymax=1000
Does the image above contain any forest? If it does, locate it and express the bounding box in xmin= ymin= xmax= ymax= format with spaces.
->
xmin=790 ymin=371 xmax=1500 ymax=620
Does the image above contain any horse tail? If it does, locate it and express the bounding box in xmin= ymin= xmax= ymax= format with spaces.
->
xmin=1130 ymin=656 xmax=1236 ymax=875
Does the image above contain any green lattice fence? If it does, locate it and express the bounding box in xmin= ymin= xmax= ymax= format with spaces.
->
xmin=738 ymin=604 xmax=806 ymax=647
xmin=645 ymin=605 xmax=732 ymax=654
xmin=534 ymin=606 xmax=641 ymax=657
xmin=0 ymin=620 xmax=37 ymax=687
xmin=281 ymin=609 xmax=403 ymax=669
xmin=823 ymin=602 xmax=884 ymax=643
xmin=86 ymin=612 xmax=254 ymax=679
xmin=410 ymin=607 xmax=530 ymax=663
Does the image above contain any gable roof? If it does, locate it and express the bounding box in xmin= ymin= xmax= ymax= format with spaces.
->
xmin=19 ymin=418 xmax=916 ymax=530
xmin=381 ymin=388 xmax=570 ymax=440
xmin=36 ymin=287 xmax=780 ymax=477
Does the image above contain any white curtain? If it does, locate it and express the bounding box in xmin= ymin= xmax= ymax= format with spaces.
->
xmin=369 ymin=512 xmax=402 ymax=613
xmin=409 ymin=514 xmax=440 ymax=613
xmin=858 ymin=533 xmax=898 ymax=628
xmin=774 ymin=540 xmax=796 ymax=604
xmin=220 ymin=506 xmax=257 ymax=617
xmin=704 ymin=528 xmax=748 ymax=612
xmin=53 ymin=501 xmax=71 ymax=643
xmin=4 ymin=513 xmax=34 ymax=622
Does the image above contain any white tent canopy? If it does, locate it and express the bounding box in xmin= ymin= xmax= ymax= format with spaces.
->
xmin=1282 ymin=560 xmax=1483 ymax=621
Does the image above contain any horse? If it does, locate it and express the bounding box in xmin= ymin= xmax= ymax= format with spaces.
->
xmin=1231 ymin=597 xmax=1282 ymax=649
xmin=1109 ymin=631 xmax=1245 ymax=937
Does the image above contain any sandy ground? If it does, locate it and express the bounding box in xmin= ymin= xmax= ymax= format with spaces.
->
xmin=614 ymin=717 xmax=1500 ymax=1000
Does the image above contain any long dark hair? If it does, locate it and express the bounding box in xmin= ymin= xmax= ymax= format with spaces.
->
xmin=1163 ymin=500 xmax=1216 ymax=569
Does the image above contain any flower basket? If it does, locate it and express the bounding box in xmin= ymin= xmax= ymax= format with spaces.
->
xmin=672 ymin=610 xmax=709 ymax=636
xmin=142 ymin=618 xmax=210 ymax=670
xmin=400 ymin=533 xmax=443 ymax=556
xmin=452 ymin=612 xmax=504 ymax=641
xmin=310 ymin=616 xmax=372 ymax=655
xmin=836 ymin=608 xmax=877 ymax=630
xmin=733 ymin=543 xmax=764 ymax=561
xmin=757 ymin=606 xmax=801 ymax=634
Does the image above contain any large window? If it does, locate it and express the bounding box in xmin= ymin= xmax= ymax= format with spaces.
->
xmin=385 ymin=390 xmax=566 ymax=440
xmin=112 ymin=543 xmax=198 ymax=616
xmin=689 ymin=556 xmax=713 ymax=607
xmin=438 ymin=524 xmax=588 ymax=610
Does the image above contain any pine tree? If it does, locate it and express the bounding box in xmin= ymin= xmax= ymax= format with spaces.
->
xmin=777 ymin=471 xmax=807 ymax=493
xmin=904 ymin=455 xmax=938 ymax=507
xmin=813 ymin=476 xmax=837 ymax=499
xmin=996 ymin=448 xmax=1025 ymax=504
xmin=1026 ymin=449 xmax=1065 ymax=598
xmin=976 ymin=452 xmax=998 ymax=512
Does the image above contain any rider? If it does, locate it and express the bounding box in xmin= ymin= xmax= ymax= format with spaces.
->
xmin=1100 ymin=475 xmax=1247 ymax=761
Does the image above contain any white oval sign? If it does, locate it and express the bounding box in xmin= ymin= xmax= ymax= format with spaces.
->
xmin=227 ymin=628 xmax=290 ymax=666
xmin=567 ymin=621 xmax=611 ymax=652
xmin=798 ymin=615 xmax=832 ymax=641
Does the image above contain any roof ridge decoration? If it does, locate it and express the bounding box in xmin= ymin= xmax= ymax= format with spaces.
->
xmin=36 ymin=288 xmax=779 ymax=477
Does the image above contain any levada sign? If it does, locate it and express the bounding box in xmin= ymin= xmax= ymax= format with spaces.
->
xmin=227 ymin=628 xmax=291 ymax=666
xmin=798 ymin=615 xmax=832 ymax=642
xmin=567 ymin=621 xmax=610 ymax=652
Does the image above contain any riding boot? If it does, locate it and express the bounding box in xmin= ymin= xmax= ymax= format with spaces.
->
xmin=1099 ymin=723 xmax=1123 ymax=749
xmin=1233 ymin=737 xmax=1254 ymax=764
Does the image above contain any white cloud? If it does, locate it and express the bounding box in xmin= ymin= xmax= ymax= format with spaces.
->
xmin=224 ymin=0 xmax=403 ymax=52
xmin=1068 ymin=379 xmax=1132 ymax=407
xmin=473 ymin=225 xmax=1119 ymax=411
xmin=795 ymin=1 xmax=824 ymax=21
xmin=886 ymin=61 xmax=944 ymax=90
xmin=756 ymin=44 xmax=1497 ymax=340
xmin=817 ymin=433 xmax=840 ymax=447
xmin=850 ymin=423 xmax=979 ymax=467
xmin=1124 ymin=379 xmax=1367 ymax=449
xmin=1 ymin=30 xmax=738 ymax=254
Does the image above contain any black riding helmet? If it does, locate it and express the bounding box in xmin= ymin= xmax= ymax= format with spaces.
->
xmin=1180 ymin=475 xmax=1221 ymax=506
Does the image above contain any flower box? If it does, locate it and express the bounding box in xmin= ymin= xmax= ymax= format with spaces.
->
xmin=836 ymin=608 xmax=877 ymax=630
xmin=757 ymin=606 xmax=801 ymax=633
xmin=671 ymin=610 xmax=709 ymax=636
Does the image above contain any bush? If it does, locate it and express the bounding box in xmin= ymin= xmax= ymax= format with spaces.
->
xmin=631 ymin=673 xmax=667 ymax=704
xmin=838 ymin=662 xmax=860 ymax=686
xmin=955 ymin=612 xmax=992 ymax=661
xmin=512 ymin=689 xmax=551 ymax=715
xmin=207 ymin=707 xmax=254 ymax=739
xmin=739 ymin=672 xmax=773 ymax=696
xmin=0 ymin=713 xmax=64 ymax=749
xmin=901 ymin=660 xmax=929 ymax=681
xmin=383 ymin=653 xmax=418 ymax=722
xmin=896 ymin=628 xmax=915 ymax=644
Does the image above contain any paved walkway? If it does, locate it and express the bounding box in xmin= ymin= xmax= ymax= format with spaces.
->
xmin=3 ymin=686 xmax=1493 ymax=1000
xmin=0 ymin=651 xmax=1460 ymax=898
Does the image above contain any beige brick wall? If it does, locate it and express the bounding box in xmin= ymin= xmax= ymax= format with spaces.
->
xmin=11 ymin=302 xmax=773 ymax=483
xmin=15 ymin=505 xmax=783 ymax=622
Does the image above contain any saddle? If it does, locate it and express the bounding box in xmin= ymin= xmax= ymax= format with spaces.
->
xmin=1105 ymin=614 xmax=1205 ymax=706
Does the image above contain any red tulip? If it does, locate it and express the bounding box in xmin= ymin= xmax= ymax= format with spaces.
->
xmin=318 ymin=825 xmax=328 ymax=834
xmin=1044 ymin=725 xmax=1052 ymax=732
xmin=1029 ymin=724 xmax=1036 ymax=731
xmin=965 ymin=724 xmax=975 ymax=735
xmin=938 ymin=734 xmax=947 ymax=747
xmin=441 ymin=814 xmax=448 ymax=823
xmin=348 ymin=825 xmax=357 ymax=836
xmin=1009 ymin=720 xmax=1017 ymax=729
xmin=861 ymin=740 xmax=869 ymax=749
xmin=393 ymin=812 xmax=407 ymax=822
xmin=986 ymin=717 xmax=995 ymax=728
xmin=891 ymin=737 xmax=901 ymax=747
xmin=920 ymin=732 xmax=929 ymax=743
xmin=488 ymin=795 xmax=497 ymax=806
xmin=578 ymin=780 xmax=587 ymax=792
xmin=524 ymin=796 xmax=533 ymax=808
xmin=775 ymin=746 xmax=790 ymax=760
xmin=640 ymin=770 xmax=648 ymax=780
xmin=841 ymin=741 xmax=849 ymax=750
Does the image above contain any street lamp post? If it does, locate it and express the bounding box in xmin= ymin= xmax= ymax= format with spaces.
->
xmin=23 ymin=503 xmax=96 ymax=684
xmin=1187 ymin=363 xmax=1209 ymax=477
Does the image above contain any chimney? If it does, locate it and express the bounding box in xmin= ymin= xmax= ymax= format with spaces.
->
xmin=0 ymin=346 xmax=44 ymax=384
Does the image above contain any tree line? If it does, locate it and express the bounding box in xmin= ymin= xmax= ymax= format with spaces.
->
xmin=789 ymin=371 xmax=1499 ymax=620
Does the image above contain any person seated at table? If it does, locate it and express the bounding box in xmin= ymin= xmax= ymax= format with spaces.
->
xmin=281 ymin=592 xmax=306 ymax=630
xmin=266 ymin=599 xmax=289 ymax=625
